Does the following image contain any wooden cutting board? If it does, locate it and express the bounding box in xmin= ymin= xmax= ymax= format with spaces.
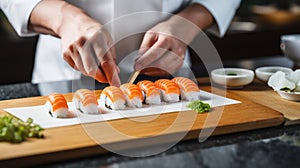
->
xmin=226 ymin=79 xmax=300 ymax=125
xmin=0 ymin=85 xmax=284 ymax=167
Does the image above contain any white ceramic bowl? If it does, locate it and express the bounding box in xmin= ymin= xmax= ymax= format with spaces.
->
xmin=211 ymin=68 xmax=255 ymax=88
xmin=276 ymin=90 xmax=300 ymax=101
xmin=255 ymin=66 xmax=293 ymax=82
xmin=281 ymin=34 xmax=300 ymax=66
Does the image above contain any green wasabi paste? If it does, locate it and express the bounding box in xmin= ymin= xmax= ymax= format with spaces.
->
xmin=186 ymin=100 xmax=211 ymax=113
xmin=226 ymin=72 xmax=237 ymax=76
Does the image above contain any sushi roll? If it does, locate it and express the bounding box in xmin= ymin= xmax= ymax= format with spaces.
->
xmin=172 ymin=77 xmax=200 ymax=101
xmin=137 ymin=80 xmax=161 ymax=105
xmin=120 ymin=83 xmax=144 ymax=108
xmin=100 ymin=86 xmax=126 ymax=110
xmin=154 ymin=79 xmax=180 ymax=103
xmin=45 ymin=93 xmax=69 ymax=118
xmin=73 ymin=89 xmax=99 ymax=114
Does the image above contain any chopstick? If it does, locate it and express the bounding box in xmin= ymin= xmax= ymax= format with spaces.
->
xmin=127 ymin=70 xmax=140 ymax=84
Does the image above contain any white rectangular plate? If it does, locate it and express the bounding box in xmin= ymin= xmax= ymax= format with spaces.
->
xmin=4 ymin=91 xmax=240 ymax=128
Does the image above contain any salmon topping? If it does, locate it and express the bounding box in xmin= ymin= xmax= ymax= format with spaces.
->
xmin=154 ymin=79 xmax=180 ymax=94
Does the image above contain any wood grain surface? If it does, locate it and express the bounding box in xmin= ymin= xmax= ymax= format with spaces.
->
xmin=0 ymin=83 xmax=284 ymax=167
xmin=225 ymin=79 xmax=300 ymax=124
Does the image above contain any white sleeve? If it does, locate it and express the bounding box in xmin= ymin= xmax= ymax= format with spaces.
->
xmin=192 ymin=0 xmax=241 ymax=37
xmin=0 ymin=0 xmax=42 ymax=37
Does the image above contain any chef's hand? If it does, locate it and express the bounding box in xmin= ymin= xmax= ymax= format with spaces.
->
xmin=28 ymin=0 xmax=121 ymax=86
xmin=134 ymin=3 xmax=213 ymax=76
xmin=60 ymin=20 xmax=121 ymax=86
xmin=134 ymin=20 xmax=187 ymax=76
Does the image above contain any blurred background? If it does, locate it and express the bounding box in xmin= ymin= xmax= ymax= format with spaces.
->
xmin=1 ymin=0 xmax=300 ymax=84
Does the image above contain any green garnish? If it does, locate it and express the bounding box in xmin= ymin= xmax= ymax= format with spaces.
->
xmin=0 ymin=115 xmax=44 ymax=143
xmin=280 ymin=87 xmax=293 ymax=92
xmin=226 ymin=72 xmax=237 ymax=76
xmin=187 ymin=100 xmax=211 ymax=113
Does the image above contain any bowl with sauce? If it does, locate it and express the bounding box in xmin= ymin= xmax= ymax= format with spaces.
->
xmin=211 ymin=68 xmax=255 ymax=89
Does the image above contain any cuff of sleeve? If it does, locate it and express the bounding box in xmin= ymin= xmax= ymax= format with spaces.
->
xmin=191 ymin=0 xmax=241 ymax=37
xmin=0 ymin=0 xmax=42 ymax=37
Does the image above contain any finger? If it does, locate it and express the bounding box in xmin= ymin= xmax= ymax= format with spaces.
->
xmin=140 ymin=32 xmax=158 ymax=49
xmin=100 ymin=56 xmax=121 ymax=86
xmin=63 ymin=52 xmax=76 ymax=70
xmin=77 ymin=39 xmax=109 ymax=83
xmin=139 ymin=32 xmax=157 ymax=55
xmin=135 ymin=37 xmax=170 ymax=71
xmin=147 ymin=50 xmax=184 ymax=75
xmin=68 ymin=39 xmax=87 ymax=74
xmin=107 ymin=35 xmax=117 ymax=62
xmin=94 ymin=48 xmax=120 ymax=86
xmin=72 ymin=43 xmax=88 ymax=76
xmin=95 ymin=67 xmax=108 ymax=83
xmin=101 ymin=48 xmax=121 ymax=86
xmin=107 ymin=40 xmax=121 ymax=81
xmin=92 ymin=34 xmax=120 ymax=86
xmin=62 ymin=36 xmax=85 ymax=72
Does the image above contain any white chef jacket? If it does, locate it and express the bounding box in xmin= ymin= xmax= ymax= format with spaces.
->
xmin=1 ymin=0 xmax=241 ymax=83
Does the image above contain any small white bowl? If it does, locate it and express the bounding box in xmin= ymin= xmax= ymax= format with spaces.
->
xmin=255 ymin=66 xmax=293 ymax=82
xmin=281 ymin=34 xmax=300 ymax=66
xmin=211 ymin=68 xmax=255 ymax=88
xmin=276 ymin=90 xmax=300 ymax=101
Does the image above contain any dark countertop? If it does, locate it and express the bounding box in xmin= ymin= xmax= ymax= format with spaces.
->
xmin=0 ymin=80 xmax=300 ymax=168
xmin=41 ymin=125 xmax=300 ymax=168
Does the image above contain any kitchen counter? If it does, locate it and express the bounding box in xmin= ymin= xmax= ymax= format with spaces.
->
xmin=0 ymin=80 xmax=299 ymax=168
xmin=40 ymin=125 xmax=300 ymax=168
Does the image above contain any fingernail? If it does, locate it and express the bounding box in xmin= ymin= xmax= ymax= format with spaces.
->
xmin=96 ymin=77 xmax=107 ymax=84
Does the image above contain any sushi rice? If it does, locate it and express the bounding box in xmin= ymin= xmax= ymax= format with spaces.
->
xmin=45 ymin=101 xmax=69 ymax=118
xmin=144 ymin=93 xmax=161 ymax=105
xmin=137 ymin=80 xmax=161 ymax=105
xmin=124 ymin=96 xmax=143 ymax=108
xmin=180 ymin=90 xmax=200 ymax=101
xmin=160 ymin=90 xmax=180 ymax=103
xmin=100 ymin=94 xmax=126 ymax=110
xmin=73 ymin=97 xmax=99 ymax=114
xmin=120 ymin=83 xmax=144 ymax=108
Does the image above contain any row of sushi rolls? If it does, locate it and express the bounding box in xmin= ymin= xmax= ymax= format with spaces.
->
xmin=45 ymin=77 xmax=201 ymax=118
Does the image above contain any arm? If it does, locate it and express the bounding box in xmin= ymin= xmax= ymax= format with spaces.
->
xmin=1 ymin=0 xmax=121 ymax=86
xmin=28 ymin=0 xmax=96 ymax=37
xmin=29 ymin=0 xmax=120 ymax=86
xmin=194 ymin=0 xmax=241 ymax=37
xmin=0 ymin=0 xmax=41 ymax=36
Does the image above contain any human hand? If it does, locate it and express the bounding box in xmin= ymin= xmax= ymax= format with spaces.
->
xmin=60 ymin=21 xmax=120 ymax=86
xmin=134 ymin=4 xmax=213 ymax=77
xmin=134 ymin=19 xmax=188 ymax=77
xmin=29 ymin=0 xmax=120 ymax=86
